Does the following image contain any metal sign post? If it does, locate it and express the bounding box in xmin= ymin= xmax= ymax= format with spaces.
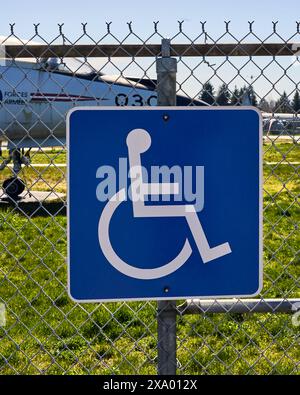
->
xmin=156 ymin=39 xmax=178 ymax=376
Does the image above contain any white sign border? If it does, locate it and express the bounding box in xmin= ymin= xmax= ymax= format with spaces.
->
xmin=66 ymin=106 xmax=263 ymax=303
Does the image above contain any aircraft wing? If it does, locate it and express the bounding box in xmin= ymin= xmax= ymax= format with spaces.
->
xmin=0 ymin=35 xmax=43 ymax=66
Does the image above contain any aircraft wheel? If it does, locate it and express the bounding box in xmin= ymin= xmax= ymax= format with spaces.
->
xmin=3 ymin=177 xmax=25 ymax=199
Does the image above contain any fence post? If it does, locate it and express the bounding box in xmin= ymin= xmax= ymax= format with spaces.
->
xmin=156 ymin=38 xmax=178 ymax=375
xmin=156 ymin=39 xmax=177 ymax=106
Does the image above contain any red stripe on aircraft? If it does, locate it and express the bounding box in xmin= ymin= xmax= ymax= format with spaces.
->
xmin=30 ymin=93 xmax=109 ymax=102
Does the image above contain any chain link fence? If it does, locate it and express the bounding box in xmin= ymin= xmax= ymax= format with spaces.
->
xmin=0 ymin=22 xmax=299 ymax=375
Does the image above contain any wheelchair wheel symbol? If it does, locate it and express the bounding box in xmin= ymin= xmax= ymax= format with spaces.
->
xmin=98 ymin=129 xmax=231 ymax=280
xmin=99 ymin=188 xmax=193 ymax=280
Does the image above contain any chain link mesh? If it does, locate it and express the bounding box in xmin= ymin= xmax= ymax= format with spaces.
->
xmin=0 ymin=22 xmax=299 ymax=375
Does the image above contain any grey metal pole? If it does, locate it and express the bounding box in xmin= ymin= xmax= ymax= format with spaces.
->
xmin=156 ymin=39 xmax=177 ymax=106
xmin=177 ymin=298 xmax=300 ymax=315
xmin=156 ymin=38 xmax=178 ymax=376
xmin=157 ymin=299 xmax=177 ymax=375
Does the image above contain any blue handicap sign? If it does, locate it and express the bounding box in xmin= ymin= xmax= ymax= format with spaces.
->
xmin=67 ymin=107 xmax=262 ymax=302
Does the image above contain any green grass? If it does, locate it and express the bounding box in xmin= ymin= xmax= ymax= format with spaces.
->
xmin=0 ymin=148 xmax=66 ymax=165
xmin=0 ymin=167 xmax=66 ymax=194
xmin=0 ymin=142 xmax=299 ymax=375
xmin=263 ymin=142 xmax=300 ymax=163
xmin=29 ymin=149 xmax=66 ymax=165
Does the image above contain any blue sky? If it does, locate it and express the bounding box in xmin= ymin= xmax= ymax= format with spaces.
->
xmin=1 ymin=0 xmax=300 ymax=100
xmin=1 ymin=0 xmax=300 ymax=39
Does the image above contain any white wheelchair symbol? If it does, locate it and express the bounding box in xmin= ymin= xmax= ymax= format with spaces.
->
xmin=98 ymin=129 xmax=232 ymax=280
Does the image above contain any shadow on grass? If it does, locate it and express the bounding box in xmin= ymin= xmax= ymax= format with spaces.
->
xmin=0 ymin=199 xmax=66 ymax=217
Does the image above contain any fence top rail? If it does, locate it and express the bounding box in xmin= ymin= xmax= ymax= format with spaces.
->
xmin=1 ymin=43 xmax=300 ymax=58
xmin=178 ymin=298 xmax=300 ymax=315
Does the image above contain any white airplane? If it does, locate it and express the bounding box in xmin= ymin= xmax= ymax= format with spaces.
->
xmin=0 ymin=36 xmax=207 ymax=198
xmin=238 ymin=90 xmax=299 ymax=136
xmin=262 ymin=112 xmax=300 ymax=136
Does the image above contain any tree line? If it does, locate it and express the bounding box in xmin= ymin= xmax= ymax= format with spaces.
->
xmin=199 ymin=82 xmax=300 ymax=113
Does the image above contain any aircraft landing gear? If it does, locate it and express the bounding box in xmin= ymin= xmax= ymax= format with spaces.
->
xmin=2 ymin=177 xmax=25 ymax=199
xmin=0 ymin=149 xmax=30 ymax=199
